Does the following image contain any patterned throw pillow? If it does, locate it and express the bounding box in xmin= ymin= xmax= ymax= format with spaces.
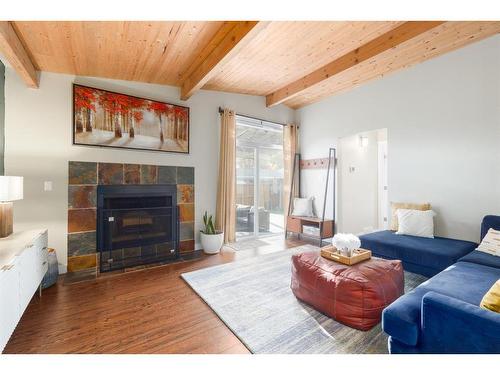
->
xmin=390 ymin=202 xmax=431 ymax=231
xmin=477 ymin=228 xmax=500 ymax=257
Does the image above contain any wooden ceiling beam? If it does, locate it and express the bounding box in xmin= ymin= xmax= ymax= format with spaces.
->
xmin=180 ymin=21 xmax=269 ymax=101
xmin=266 ymin=21 xmax=444 ymax=107
xmin=0 ymin=21 xmax=38 ymax=88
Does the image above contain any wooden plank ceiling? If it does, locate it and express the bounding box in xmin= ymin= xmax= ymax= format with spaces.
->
xmin=4 ymin=21 xmax=500 ymax=108
xmin=12 ymin=21 xmax=225 ymax=86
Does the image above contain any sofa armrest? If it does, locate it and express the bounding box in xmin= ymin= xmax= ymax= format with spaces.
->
xmin=421 ymin=291 xmax=500 ymax=353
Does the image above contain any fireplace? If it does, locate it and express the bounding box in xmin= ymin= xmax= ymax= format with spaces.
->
xmin=97 ymin=184 xmax=179 ymax=272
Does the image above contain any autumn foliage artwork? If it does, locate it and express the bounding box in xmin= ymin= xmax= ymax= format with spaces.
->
xmin=73 ymin=84 xmax=189 ymax=153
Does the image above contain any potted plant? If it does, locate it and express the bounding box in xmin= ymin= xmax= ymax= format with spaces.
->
xmin=200 ymin=211 xmax=224 ymax=254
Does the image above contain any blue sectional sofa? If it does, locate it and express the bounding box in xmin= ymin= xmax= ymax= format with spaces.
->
xmin=360 ymin=230 xmax=477 ymax=277
xmin=379 ymin=215 xmax=500 ymax=353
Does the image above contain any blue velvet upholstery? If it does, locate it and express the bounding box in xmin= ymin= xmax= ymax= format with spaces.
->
xmin=420 ymin=292 xmax=500 ymax=353
xmin=359 ymin=230 xmax=477 ymax=277
xmin=383 ymin=261 xmax=500 ymax=347
xmin=459 ymin=250 xmax=500 ymax=269
xmin=382 ymin=215 xmax=500 ymax=354
xmin=481 ymin=215 xmax=500 ymax=240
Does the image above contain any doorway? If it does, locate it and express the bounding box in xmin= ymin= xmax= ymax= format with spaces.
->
xmin=338 ymin=128 xmax=388 ymax=234
xmin=235 ymin=115 xmax=284 ymax=241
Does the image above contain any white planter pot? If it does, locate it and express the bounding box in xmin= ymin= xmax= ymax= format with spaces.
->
xmin=200 ymin=232 xmax=224 ymax=254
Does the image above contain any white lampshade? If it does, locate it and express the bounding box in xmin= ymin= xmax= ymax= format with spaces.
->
xmin=0 ymin=176 xmax=23 ymax=202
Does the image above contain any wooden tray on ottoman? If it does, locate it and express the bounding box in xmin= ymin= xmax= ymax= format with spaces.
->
xmin=320 ymin=246 xmax=371 ymax=265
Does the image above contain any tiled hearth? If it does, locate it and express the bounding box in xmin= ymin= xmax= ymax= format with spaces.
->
xmin=66 ymin=161 xmax=196 ymax=283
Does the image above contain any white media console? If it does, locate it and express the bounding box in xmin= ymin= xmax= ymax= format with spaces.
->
xmin=0 ymin=229 xmax=48 ymax=352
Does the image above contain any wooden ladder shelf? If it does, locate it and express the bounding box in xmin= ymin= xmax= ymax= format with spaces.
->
xmin=285 ymin=148 xmax=336 ymax=246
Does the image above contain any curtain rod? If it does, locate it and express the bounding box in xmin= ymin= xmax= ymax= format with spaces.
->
xmin=218 ymin=106 xmax=288 ymax=127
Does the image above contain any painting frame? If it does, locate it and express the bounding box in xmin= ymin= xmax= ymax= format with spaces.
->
xmin=72 ymin=83 xmax=190 ymax=154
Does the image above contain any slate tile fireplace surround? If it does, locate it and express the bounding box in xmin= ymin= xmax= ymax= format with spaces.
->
xmin=67 ymin=161 xmax=195 ymax=283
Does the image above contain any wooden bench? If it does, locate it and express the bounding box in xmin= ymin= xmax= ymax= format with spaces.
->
xmin=285 ymin=215 xmax=334 ymax=246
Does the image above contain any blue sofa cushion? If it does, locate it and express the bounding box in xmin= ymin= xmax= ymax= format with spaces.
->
xmin=360 ymin=230 xmax=477 ymax=276
xmin=382 ymin=261 xmax=500 ymax=346
xmin=459 ymin=250 xmax=500 ymax=269
xmin=481 ymin=215 xmax=500 ymax=240
xmin=421 ymin=292 xmax=500 ymax=353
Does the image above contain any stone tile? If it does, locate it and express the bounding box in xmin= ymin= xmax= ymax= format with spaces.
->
xmin=179 ymin=240 xmax=195 ymax=253
xmin=123 ymin=247 xmax=141 ymax=258
xmin=69 ymin=161 xmax=97 ymax=185
xmin=68 ymin=209 xmax=96 ymax=233
xmin=68 ymin=185 xmax=96 ymax=209
xmin=179 ymin=204 xmax=194 ymax=222
xmin=180 ymin=249 xmax=203 ymax=259
xmin=68 ymin=231 xmax=96 ymax=257
xmin=177 ymin=167 xmax=194 ymax=184
xmin=180 ymin=222 xmax=194 ymax=240
xmin=158 ymin=166 xmax=177 ymax=184
xmin=67 ymin=254 xmax=97 ymax=272
xmin=64 ymin=268 xmax=97 ymax=284
xmin=124 ymin=264 xmax=146 ymax=272
xmin=98 ymin=163 xmax=124 ymax=185
xmin=124 ymin=164 xmax=140 ymax=184
xmin=177 ymin=185 xmax=194 ymax=204
xmin=141 ymin=165 xmax=158 ymax=184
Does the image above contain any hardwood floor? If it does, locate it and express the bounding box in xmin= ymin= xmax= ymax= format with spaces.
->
xmin=3 ymin=235 xmax=309 ymax=354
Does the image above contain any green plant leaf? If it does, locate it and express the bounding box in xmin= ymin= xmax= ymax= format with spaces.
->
xmin=201 ymin=211 xmax=217 ymax=235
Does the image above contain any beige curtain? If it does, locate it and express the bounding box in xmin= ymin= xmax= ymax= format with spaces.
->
xmin=215 ymin=109 xmax=236 ymax=243
xmin=283 ymin=124 xmax=299 ymax=219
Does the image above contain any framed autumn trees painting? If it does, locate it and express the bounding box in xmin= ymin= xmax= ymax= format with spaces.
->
xmin=73 ymin=84 xmax=189 ymax=153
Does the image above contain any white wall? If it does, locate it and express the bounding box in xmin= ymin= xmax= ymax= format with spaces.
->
xmin=297 ymin=35 xmax=500 ymax=242
xmin=3 ymin=70 xmax=294 ymax=272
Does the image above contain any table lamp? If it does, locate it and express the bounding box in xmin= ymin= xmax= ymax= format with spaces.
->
xmin=0 ymin=176 xmax=23 ymax=238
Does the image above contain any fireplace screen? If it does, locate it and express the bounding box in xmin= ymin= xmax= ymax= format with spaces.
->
xmin=97 ymin=185 xmax=179 ymax=272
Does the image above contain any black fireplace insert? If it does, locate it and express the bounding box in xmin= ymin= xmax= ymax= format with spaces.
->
xmin=97 ymin=184 xmax=179 ymax=272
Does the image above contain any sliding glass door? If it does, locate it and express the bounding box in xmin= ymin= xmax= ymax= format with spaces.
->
xmin=235 ymin=145 xmax=255 ymax=239
xmin=235 ymin=116 xmax=284 ymax=241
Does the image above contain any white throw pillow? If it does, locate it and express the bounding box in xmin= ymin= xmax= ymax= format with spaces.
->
xmin=396 ymin=209 xmax=435 ymax=238
xmin=476 ymin=228 xmax=500 ymax=257
xmin=291 ymin=197 xmax=315 ymax=217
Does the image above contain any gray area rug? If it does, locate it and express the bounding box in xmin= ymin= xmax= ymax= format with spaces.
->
xmin=181 ymin=245 xmax=427 ymax=354
xmin=225 ymin=238 xmax=273 ymax=251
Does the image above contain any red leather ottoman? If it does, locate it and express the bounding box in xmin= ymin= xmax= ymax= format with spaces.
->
xmin=291 ymin=251 xmax=404 ymax=331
